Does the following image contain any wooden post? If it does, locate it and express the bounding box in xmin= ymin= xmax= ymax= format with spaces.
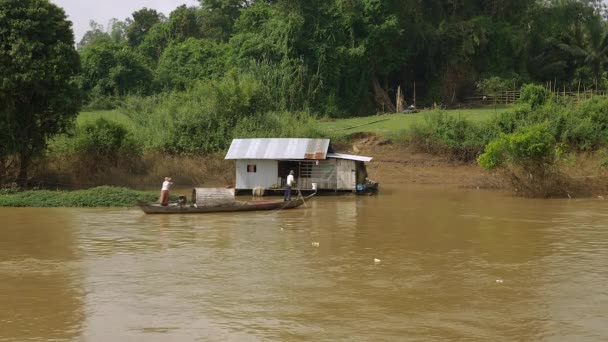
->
xmin=413 ymin=81 xmax=416 ymax=107
xmin=396 ymin=85 xmax=402 ymax=113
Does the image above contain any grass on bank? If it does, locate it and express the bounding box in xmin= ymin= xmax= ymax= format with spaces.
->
xmin=0 ymin=186 xmax=158 ymax=207
xmin=76 ymin=107 xmax=506 ymax=140
xmin=318 ymin=107 xmax=507 ymax=136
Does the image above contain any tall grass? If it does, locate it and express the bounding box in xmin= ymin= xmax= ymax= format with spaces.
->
xmin=120 ymin=73 xmax=324 ymax=154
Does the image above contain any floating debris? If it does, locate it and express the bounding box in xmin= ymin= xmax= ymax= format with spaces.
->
xmin=495 ymin=279 xmax=504 ymax=284
xmin=374 ymin=258 xmax=381 ymax=263
xmin=311 ymin=242 xmax=320 ymax=247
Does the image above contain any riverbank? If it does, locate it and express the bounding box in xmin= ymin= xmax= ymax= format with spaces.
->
xmin=0 ymin=186 xmax=157 ymax=207
xmin=2 ymin=142 xmax=607 ymax=207
xmin=352 ymin=139 xmax=608 ymax=197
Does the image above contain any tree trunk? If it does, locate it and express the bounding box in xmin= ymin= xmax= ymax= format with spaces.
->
xmin=372 ymin=76 xmax=396 ymax=113
xmin=17 ymin=151 xmax=31 ymax=189
xmin=0 ymin=159 xmax=5 ymax=186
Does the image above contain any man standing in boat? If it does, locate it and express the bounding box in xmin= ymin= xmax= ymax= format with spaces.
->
xmin=284 ymin=170 xmax=295 ymax=201
xmin=159 ymin=177 xmax=173 ymax=206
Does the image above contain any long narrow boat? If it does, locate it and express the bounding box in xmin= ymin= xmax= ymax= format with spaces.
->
xmin=138 ymin=193 xmax=314 ymax=214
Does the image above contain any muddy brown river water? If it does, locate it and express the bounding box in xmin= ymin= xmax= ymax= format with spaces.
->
xmin=1 ymin=185 xmax=607 ymax=341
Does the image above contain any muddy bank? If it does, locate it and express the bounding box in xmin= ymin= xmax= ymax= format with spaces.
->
xmin=344 ymin=137 xmax=608 ymax=197
xmin=22 ymin=140 xmax=608 ymax=198
xmin=348 ymin=143 xmax=496 ymax=188
xmin=30 ymin=152 xmax=234 ymax=190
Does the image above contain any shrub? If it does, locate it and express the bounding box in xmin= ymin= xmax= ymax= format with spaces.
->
xmin=407 ymin=112 xmax=489 ymax=161
xmin=484 ymin=105 xmax=531 ymax=135
xmin=65 ymin=118 xmax=142 ymax=174
xmin=519 ymin=84 xmax=548 ymax=108
xmin=478 ymin=123 xmax=556 ymax=171
xmin=121 ymin=73 xmax=324 ymax=154
xmin=477 ymin=123 xmax=577 ymax=197
xmin=560 ymin=97 xmax=608 ymax=150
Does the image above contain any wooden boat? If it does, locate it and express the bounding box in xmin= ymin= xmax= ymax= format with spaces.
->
xmin=138 ymin=193 xmax=314 ymax=214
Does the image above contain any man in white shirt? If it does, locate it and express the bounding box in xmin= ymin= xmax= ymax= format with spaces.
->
xmin=159 ymin=177 xmax=173 ymax=206
xmin=284 ymin=170 xmax=295 ymax=201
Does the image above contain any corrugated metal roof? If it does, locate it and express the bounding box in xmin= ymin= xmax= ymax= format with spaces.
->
xmin=327 ymin=153 xmax=373 ymax=162
xmin=225 ymin=138 xmax=330 ymax=160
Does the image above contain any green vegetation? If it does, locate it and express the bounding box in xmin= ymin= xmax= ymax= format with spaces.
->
xmin=320 ymin=108 xmax=501 ymax=136
xmin=0 ymin=0 xmax=81 ymax=186
xmin=399 ymin=96 xmax=608 ymax=197
xmin=119 ymin=73 xmax=323 ymax=153
xmin=3 ymin=0 xmax=608 ymax=199
xmin=0 ymin=186 xmax=157 ymax=207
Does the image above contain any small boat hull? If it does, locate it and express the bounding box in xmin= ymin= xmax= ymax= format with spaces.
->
xmin=138 ymin=194 xmax=313 ymax=214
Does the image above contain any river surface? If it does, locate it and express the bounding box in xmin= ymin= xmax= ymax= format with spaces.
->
xmin=1 ymin=185 xmax=607 ymax=341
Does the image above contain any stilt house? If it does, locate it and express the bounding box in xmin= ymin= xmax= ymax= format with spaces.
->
xmin=225 ymin=138 xmax=374 ymax=194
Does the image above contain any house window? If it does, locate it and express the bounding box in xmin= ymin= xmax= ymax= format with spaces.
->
xmin=247 ymin=164 xmax=257 ymax=173
xmin=299 ymin=161 xmax=314 ymax=178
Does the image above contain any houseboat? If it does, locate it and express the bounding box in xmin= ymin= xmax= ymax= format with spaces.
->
xmin=225 ymin=138 xmax=378 ymax=195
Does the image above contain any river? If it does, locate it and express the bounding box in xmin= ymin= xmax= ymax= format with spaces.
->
xmin=1 ymin=185 xmax=607 ymax=341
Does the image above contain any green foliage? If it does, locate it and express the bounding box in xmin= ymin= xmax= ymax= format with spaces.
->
xmin=0 ymin=0 xmax=82 ymax=183
xmin=120 ymin=70 xmax=323 ymax=154
xmin=407 ymin=113 xmax=490 ymax=161
xmin=0 ymin=186 xmax=157 ymax=207
xmin=74 ymin=0 xmax=608 ymax=116
xmin=559 ymin=97 xmax=608 ymax=150
xmin=233 ymin=111 xmax=323 ymax=139
xmin=156 ymin=38 xmax=226 ymax=90
xmin=168 ymin=5 xmax=201 ymax=41
xmin=478 ymin=123 xmax=556 ymax=171
xmin=127 ymin=8 xmax=164 ymax=47
xmin=80 ymin=40 xmax=153 ymax=97
xmin=519 ymin=84 xmax=548 ymax=108
xmin=49 ymin=118 xmax=142 ymax=174
xmin=138 ymin=22 xmax=171 ymax=65
xmin=78 ymin=20 xmax=111 ymax=50
xmin=122 ymin=73 xmax=268 ymax=153
xmin=484 ymin=106 xmax=531 ymax=135
xmin=72 ymin=118 xmax=140 ymax=157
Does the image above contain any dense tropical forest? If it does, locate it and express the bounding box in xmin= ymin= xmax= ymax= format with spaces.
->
xmin=77 ymin=0 xmax=608 ymax=113
xmin=2 ymin=0 xmax=608 ymax=197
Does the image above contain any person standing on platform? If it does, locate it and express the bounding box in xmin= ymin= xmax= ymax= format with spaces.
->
xmin=159 ymin=177 xmax=173 ymax=206
xmin=284 ymin=170 xmax=295 ymax=201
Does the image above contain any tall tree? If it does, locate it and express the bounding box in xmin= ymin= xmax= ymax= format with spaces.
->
xmin=80 ymin=40 xmax=153 ymax=97
xmin=127 ymin=8 xmax=165 ymax=47
xmin=169 ymin=5 xmax=201 ymax=41
xmin=198 ymin=0 xmax=250 ymax=41
xmin=0 ymin=0 xmax=81 ymax=185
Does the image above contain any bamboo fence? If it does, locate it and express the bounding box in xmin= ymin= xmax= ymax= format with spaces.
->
xmin=464 ymin=89 xmax=608 ymax=106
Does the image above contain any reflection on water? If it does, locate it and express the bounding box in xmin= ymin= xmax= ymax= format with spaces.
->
xmin=1 ymin=185 xmax=608 ymax=341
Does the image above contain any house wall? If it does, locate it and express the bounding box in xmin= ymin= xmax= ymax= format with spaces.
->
xmin=235 ymin=158 xmax=359 ymax=191
xmin=336 ymin=159 xmax=356 ymax=190
xmin=235 ymin=159 xmax=279 ymax=190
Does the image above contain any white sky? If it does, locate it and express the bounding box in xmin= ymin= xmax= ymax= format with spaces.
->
xmin=51 ymin=0 xmax=200 ymax=41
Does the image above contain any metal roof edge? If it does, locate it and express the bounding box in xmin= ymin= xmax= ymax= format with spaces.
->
xmin=326 ymin=153 xmax=373 ymax=162
xmin=225 ymin=138 xmax=331 ymax=160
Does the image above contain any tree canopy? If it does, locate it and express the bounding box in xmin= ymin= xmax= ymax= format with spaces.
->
xmin=73 ymin=0 xmax=608 ymax=116
xmin=0 ymin=0 xmax=81 ymax=184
